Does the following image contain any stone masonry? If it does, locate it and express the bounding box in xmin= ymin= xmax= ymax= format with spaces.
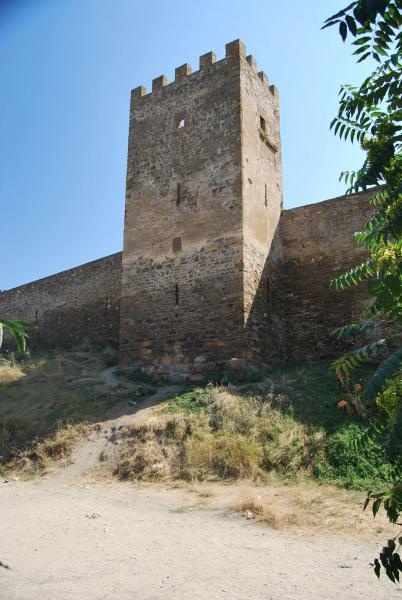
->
xmin=0 ymin=40 xmax=374 ymax=379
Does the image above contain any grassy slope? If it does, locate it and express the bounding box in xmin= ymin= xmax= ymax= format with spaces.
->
xmin=118 ymin=364 xmax=393 ymax=489
xmin=0 ymin=349 xmax=156 ymax=461
xmin=0 ymin=350 xmax=393 ymax=489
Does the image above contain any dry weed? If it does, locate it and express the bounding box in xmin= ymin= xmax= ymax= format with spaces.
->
xmin=235 ymin=495 xmax=265 ymax=515
xmin=7 ymin=422 xmax=90 ymax=476
xmin=0 ymin=359 xmax=25 ymax=384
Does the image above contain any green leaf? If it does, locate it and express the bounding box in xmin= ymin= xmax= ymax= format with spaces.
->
xmin=0 ymin=319 xmax=34 ymax=353
xmin=353 ymin=35 xmax=372 ymax=45
xmin=357 ymin=51 xmax=371 ymax=62
xmin=346 ymin=15 xmax=357 ymax=35
xmin=373 ymin=497 xmax=382 ymax=517
xmin=340 ymin=20 xmax=348 ymax=41
xmin=353 ymin=44 xmax=371 ymax=55
xmin=361 ymin=348 xmax=402 ymax=402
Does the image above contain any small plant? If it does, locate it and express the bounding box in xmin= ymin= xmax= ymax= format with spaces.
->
xmin=161 ymin=386 xmax=216 ymax=414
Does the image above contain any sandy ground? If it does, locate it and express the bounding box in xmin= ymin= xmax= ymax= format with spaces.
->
xmin=1 ymin=384 xmax=401 ymax=599
xmin=1 ymin=479 xmax=401 ymax=600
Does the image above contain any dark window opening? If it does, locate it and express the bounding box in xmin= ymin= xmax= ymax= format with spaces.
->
xmin=175 ymin=284 xmax=179 ymax=305
xmin=177 ymin=183 xmax=181 ymax=206
xmin=260 ymin=115 xmax=266 ymax=132
xmin=172 ymin=236 xmax=182 ymax=253
xmin=35 ymin=309 xmax=39 ymax=325
xmin=264 ymin=184 xmax=268 ymax=207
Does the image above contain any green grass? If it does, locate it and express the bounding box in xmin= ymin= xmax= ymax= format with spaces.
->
xmin=155 ymin=363 xmax=394 ymax=490
xmin=160 ymin=386 xmax=215 ymax=414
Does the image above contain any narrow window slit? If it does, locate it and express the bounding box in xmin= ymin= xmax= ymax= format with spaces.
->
xmin=264 ymin=184 xmax=268 ymax=207
xmin=175 ymin=284 xmax=179 ymax=305
xmin=172 ymin=236 xmax=182 ymax=253
xmin=177 ymin=183 xmax=181 ymax=206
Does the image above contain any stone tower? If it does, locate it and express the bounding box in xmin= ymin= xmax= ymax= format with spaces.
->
xmin=119 ymin=39 xmax=284 ymax=377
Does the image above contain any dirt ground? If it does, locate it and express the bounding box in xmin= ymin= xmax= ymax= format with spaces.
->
xmin=1 ymin=381 xmax=401 ymax=599
xmin=1 ymin=478 xmax=401 ymax=600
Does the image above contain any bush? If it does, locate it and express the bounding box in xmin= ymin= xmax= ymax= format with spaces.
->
xmin=315 ymin=423 xmax=393 ymax=489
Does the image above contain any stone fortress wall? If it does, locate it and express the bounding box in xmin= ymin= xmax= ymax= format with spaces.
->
xmin=0 ymin=40 xmax=373 ymax=377
xmin=0 ymin=253 xmax=122 ymax=349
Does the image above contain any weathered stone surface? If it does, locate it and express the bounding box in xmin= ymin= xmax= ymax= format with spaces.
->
xmin=280 ymin=191 xmax=374 ymax=362
xmin=120 ymin=41 xmax=247 ymax=374
xmin=0 ymin=253 xmax=122 ymax=349
xmin=120 ymin=39 xmax=285 ymax=374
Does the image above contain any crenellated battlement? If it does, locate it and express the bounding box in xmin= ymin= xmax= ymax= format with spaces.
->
xmin=130 ymin=39 xmax=277 ymax=104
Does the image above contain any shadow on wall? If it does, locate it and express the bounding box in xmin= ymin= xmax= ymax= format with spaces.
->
xmin=245 ymin=192 xmax=375 ymax=367
xmin=244 ymin=224 xmax=286 ymax=367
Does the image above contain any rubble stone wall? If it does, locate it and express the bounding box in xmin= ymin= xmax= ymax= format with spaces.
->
xmin=280 ymin=191 xmax=374 ymax=363
xmin=0 ymin=253 xmax=122 ymax=350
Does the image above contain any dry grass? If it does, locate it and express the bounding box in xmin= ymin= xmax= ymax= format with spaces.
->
xmin=0 ymin=358 xmax=25 ymax=384
xmin=114 ymin=388 xmax=325 ymax=483
xmin=0 ymin=348 xmax=157 ymax=465
xmin=184 ymin=433 xmax=263 ymax=480
xmin=180 ymin=481 xmax=395 ymax=540
xmin=4 ymin=422 xmax=91 ymax=477
xmin=254 ymin=483 xmax=391 ymax=537
xmin=189 ymin=483 xmax=215 ymax=498
xmin=235 ymin=495 xmax=265 ymax=515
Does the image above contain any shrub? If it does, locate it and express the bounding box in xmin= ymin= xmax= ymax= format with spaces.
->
xmin=315 ymin=423 xmax=393 ymax=488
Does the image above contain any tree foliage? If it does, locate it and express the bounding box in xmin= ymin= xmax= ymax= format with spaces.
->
xmin=0 ymin=319 xmax=31 ymax=353
xmin=323 ymin=0 xmax=402 ymax=582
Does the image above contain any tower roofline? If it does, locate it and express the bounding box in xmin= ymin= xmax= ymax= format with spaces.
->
xmin=131 ymin=39 xmax=277 ymax=103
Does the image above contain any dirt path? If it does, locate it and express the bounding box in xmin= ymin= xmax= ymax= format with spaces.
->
xmin=51 ymin=385 xmax=181 ymax=483
xmin=1 ymin=480 xmax=401 ymax=600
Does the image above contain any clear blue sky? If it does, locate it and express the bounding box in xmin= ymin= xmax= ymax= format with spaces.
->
xmin=1 ymin=0 xmax=370 ymax=290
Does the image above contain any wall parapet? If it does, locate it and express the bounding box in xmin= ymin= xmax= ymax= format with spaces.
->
xmin=130 ymin=39 xmax=278 ymax=105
